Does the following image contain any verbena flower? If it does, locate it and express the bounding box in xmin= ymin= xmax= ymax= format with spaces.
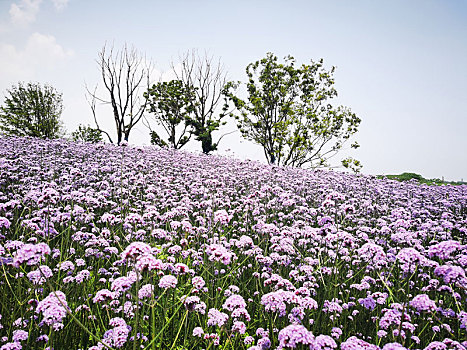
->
xmin=158 ymin=275 xmax=178 ymax=289
xmin=409 ymin=294 xmax=436 ymax=312
xmin=36 ymin=291 xmax=68 ymax=326
xmin=277 ymin=324 xmax=314 ymax=349
xmin=207 ymin=308 xmax=229 ymax=327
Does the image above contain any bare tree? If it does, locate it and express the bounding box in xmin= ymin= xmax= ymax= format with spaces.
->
xmin=172 ymin=50 xmax=232 ymax=154
xmin=86 ymin=44 xmax=152 ymax=144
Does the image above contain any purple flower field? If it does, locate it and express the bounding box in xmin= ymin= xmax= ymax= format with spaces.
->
xmin=0 ymin=137 xmax=466 ymax=350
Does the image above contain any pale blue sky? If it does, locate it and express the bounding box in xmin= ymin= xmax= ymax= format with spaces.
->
xmin=1 ymin=0 xmax=466 ymax=180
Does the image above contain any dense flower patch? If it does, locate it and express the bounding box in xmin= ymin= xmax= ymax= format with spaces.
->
xmin=0 ymin=136 xmax=466 ymax=350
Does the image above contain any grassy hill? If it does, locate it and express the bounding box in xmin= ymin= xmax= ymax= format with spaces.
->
xmin=379 ymin=172 xmax=466 ymax=186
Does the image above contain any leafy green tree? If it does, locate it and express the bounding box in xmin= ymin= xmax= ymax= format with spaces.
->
xmin=144 ymin=80 xmax=195 ymax=149
xmin=173 ymin=50 xmax=229 ymax=154
xmin=224 ymin=53 xmax=361 ymax=168
xmin=0 ymin=82 xmax=65 ymax=139
xmin=71 ymin=124 xmax=103 ymax=143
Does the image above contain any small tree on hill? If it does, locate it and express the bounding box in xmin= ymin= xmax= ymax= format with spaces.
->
xmin=144 ymin=80 xmax=196 ymax=149
xmin=172 ymin=50 xmax=229 ymax=154
xmin=224 ymin=53 xmax=361 ymax=169
xmin=0 ymin=82 xmax=65 ymax=139
xmin=71 ymin=124 xmax=103 ymax=143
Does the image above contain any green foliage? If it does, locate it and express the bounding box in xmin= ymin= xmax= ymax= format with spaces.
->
xmin=381 ymin=173 xmax=466 ymax=186
xmin=0 ymin=82 xmax=65 ymax=139
xmin=144 ymin=80 xmax=195 ymax=149
xmin=186 ymin=114 xmax=225 ymax=154
xmin=341 ymin=157 xmax=362 ymax=173
xmin=175 ymin=50 xmax=228 ymax=154
xmin=224 ymin=53 xmax=361 ymax=168
xmin=71 ymin=124 xmax=103 ymax=143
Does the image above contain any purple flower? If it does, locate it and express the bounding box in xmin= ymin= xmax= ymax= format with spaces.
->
xmin=232 ymin=321 xmax=246 ymax=334
xmin=382 ymin=343 xmax=406 ymax=350
xmin=358 ymin=296 xmax=376 ymax=310
xmin=459 ymin=311 xmax=467 ymax=329
xmin=434 ymin=265 xmax=465 ymax=284
xmin=0 ymin=217 xmax=11 ymax=229
xmin=193 ymin=327 xmax=204 ymax=337
xmin=192 ymin=276 xmax=206 ymax=290
xmin=207 ymin=308 xmax=229 ymax=327
xmin=257 ymin=337 xmax=271 ymax=349
xmin=428 ymin=240 xmax=461 ymax=260
xmin=135 ymin=254 xmax=164 ymax=271
xmin=36 ymin=291 xmax=68 ymax=326
xmin=158 ymin=275 xmax=178 ymax=289
xmin=93 ymin=289 xmax=115 ymax=303
xmin=111 ymin=276 xmax=134 ymax=292
xmin=409 ymin=294 xmax=436 ymax=312
xmin=0 ymin=343 xmax=22 ymax=350
xmin=424 ymin=342 xmax=447 ymax=350
xmin=13 ymin=243 xmax=50 ymax=268
xmin=340 ymin=336 xmax=380 ymax=350
xmin=12 ymin=330 xmax=28 ymax=342
xmin=214 ymin=209 xmax=231 ymax=224
xmin=223 ymin=294 xmax=247 ymax=311
xmin=121 ymin=242 xmax=153 ymax=261
xmin=138 ymin=284 xmax=154 ymax=299
xmin=277 ymin=324 xmax=314 ymax=349
xmin=313 ymin=334 xmax=337 ymax=350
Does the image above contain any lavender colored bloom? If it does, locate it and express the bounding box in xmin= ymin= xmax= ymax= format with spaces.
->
xmin=223 ymin=294 xmax=247 ymax=311
xmin=111 ymin=276 xmax=134 ymax=292
xmin=314 ymin=334 xmax=337 ymax=350
xmin=121 ymin=242 xmax=153 ymax=261
xmin=193 ymin=327 xmax=204 ymax=337
xmin=206 ymin=243 xmax=236 ymax=265
xmin=340 ymin=336 xmax=380 ymax=350
xmin=192 ymin=276 xmax=206 ymax=290
xmin=424 ymin=342 xmax=447 ymax=350
xmin=382 ymin=343 xmax=406 ymax=350
xmin=135 ymin=254 xmax=164 ymax=271
xmin=0 ymin=217 xmax=11 ymax=228
xmin=0 ymin=343 xmax=22 ymax=350
xmin=261 ymin=290 xmax=288 ymax=317
xmin=277 ymin=324 xmax=314 ymax=349
xmin=231 ymin=307 xmax=251 ymax=321
xmin=434 ymin=265 xmax=465 ymax=284
xmin=358 ymin=296 xmax=376 ymax=310
xmin=207 ymin=308 xmax=229 ymax=327
xmin=158 ymin=275 xmax=178 ymax=289
xmin=59 ymin=260 xmax=75 ymax=272
xmin=36 ymin=291 xmax=68 ymax=326
xmin=428 ymin=240 xmax=461 ymax=260
xmin=459 ymin=311 xmax=467 ymax=329
xmin=214 ymin=209 xmax=231 ymax=224
xmin=257 ymin=337 xmax=271 ymax=349
xmin=232 ymin=321 xmax=246 ymax=334
xmin=323 ymin=299 xmax=343 ymax=314
xmin=409 ymin=294 xmax=436 ymax=312
xmin=93 ymin=289 xmax=115 ymax=303
xmin=182 ymin=295 xmax=201 ymax=311
xmin=13 ymin=242 xmax=50 ymax=268
xmin=12 ymin=330 xmax=28 ymax=342
xmin=138 ymin=284 xmax=154 ymax=299
xmin=244 ymin=336 xmax=254 ymax=345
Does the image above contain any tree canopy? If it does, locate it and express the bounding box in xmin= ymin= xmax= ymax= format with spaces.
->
xmin=224 ymin=53 xmax=361 ymax=169
xmin=0 ymin=82 xmax=64 ymax=139
xmin=172 ymin=50 xmax=229 ymax=154
xmin=71 ymin=124 xmax=103 ymax=143
xmin=144 ymin=80 xmax=196 ymax=149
